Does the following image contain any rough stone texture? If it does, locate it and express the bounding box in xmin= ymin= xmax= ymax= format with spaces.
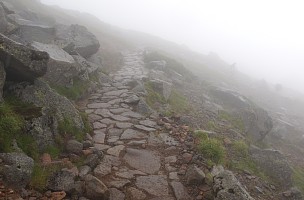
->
xmin=134 ymin=124 xmax=156 ymax=132
xmin=79 ymin=165 xmax=91 ymax=179
xmin=84 ymin=154 xmax=99 ymax=169
xmin=55 ymin=24 xmax=100 ymax=58
xmin=0 ymin=153 xmax=34 ymax=189
xmin=282 ymin=187 xmax=303 ymax=200
xmin=94 ymin=161 xmax=112 ymax=178
xmin=0 ymin=61 xmax=5 ymax=101
xmin=0 ymin=33 xmax=49 ymax=81
xmin=108 ymin=179 xmax=130 ymax=189
xmin=84 ymin=174 xmax=110 ymax=200
xmin=170 ymin=181 xmax=191 ymax=200
xmin=126 ymin=187 xmax=147 ymax=200
xmin=109 ymin=188 xmax=125 ymax=200
xmin=139 ymin=119 xmax=157 ymax=128
xmin=0 ymin=4 xmax=10 ymax=34
xmin=209 ymin=88 xmax=273 ymax=142
xmin=249 ymin=146 xmax=293 ymax=188
xmin=93 ymin=130 xmax=106 ymax=144
xmin=149 ymin=79 xmax=172 ymax=100
xmin=47 ymin=169 xmax=75 ymax=192
xmin=66 ymin=139 xmax=83 ymax=155
xmin=116 ymin=122 xmax=133 ymax=129
xmin=135 ymin=175 xmax=169 ymax=196
xmin=120 ymin=129 xmax=148 ymax=140
xmin=123 ymin=148 xmax=160 ymax=174
xmin=107 ymin=145 xmax=125 ymax=157
xmin=213 ymin=170 xmax=254 ymax=200
xmin=135 ymin=99 xmax=152 ymax=116
xmin=185 ymin=165 xmax=206 ymax=185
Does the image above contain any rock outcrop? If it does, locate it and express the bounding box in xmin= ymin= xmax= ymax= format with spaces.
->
xmin=0 ymin=153 xmax=34 ymax=189
xmin=209 ymin=88 xmax=273 ymax=141
xmin=212 ymin=166 xmax=254 ymax=200
xmin=0 ymin=33 xmax=49 ymax=81
xmin=55 ymin=24 xmax=100 ymax=58
xmin=249 ymin=146 xmax=293 ymax=188
xmin=0 ymin=61 xmax=5 ymax=101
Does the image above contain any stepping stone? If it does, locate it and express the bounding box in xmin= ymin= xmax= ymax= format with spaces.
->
xmin=120 ymin=129 xmax=148 ymax=140
xmin=94 ymin=144 xmax=111 ymax=151
xmin=115 ymin=168 xmax=146 ymax=179
xmin=124 ymin=94 xmax=140 ymax=104
xmin=94 ymin=161 xmax=112 ymax=178
xmin=135 ymin=175 xmax=169 ymax=196
xmin=87 ymin=102 xmax=111 ymax=109
xmin=127 ymin=140 xmax=146 ymax=147
xmin=109 ymin=188 xmax=125 ymax=200
xmin=95 ymin=109 xmax=113 ymax=118
xmin=116 ymin=122 xmax=133 ymax=129
xmin=104 ymin=89 xmax=128 ymax=96
xmin=85 ymin=109 xmax=94 ymax=114
xmin=100 ymin=118 xmax=116 ymax=125
xmin=88 ymin=114 xmax=103 ymax=122
xmin=123 ymin=148 xmax=160 ymax=174
xmin=121 ymin=111 xmax=143 ymax=119
xmin=169 ymin=172 xmax=179 ymax=180
xmin=104 ymin=155 xmax=121 ymax=167
xmin=134 ymin=125 xmax=156 ymax=132
xmin=107 ymin=136 xmax=120 ymax=144
xmin=108 ymin=128 xmax=124 ymax=136
xmin=107 ymin=98 xmax=123 ymax=105
xmin=139 ymin=120 xmax=157 ymax=128
xmin=107 ymin=179 xmax=130 ymax=189
xmin=93 ymin=122 xmax=107 ymax=129
xmin=107 ymin=145 xmax=125 ymax=157
xmin=126 ymin=187 xmax=146 ymax=200
xmin=110 ymin=108 xmax=130 ymax=114
xmin=170 ymin=181 xmax=191 ymax=200
xmin=93 ymin=130 xmax=106 ymax=144
xmin=110 ymin=115 xmax=130 ymax=122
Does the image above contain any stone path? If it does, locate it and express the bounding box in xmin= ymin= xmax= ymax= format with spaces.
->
xmin=83 ymin=51 xmax=191 ymax=199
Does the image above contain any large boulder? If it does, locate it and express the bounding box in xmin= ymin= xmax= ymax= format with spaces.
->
xmin=84 ymin=174 xmax=110 ymax=199
xmin=149 ymin=79 xmax=172 ymax=101
xmin=47 ymin=169 xmax=76 ymax=192
xmin=0 ymin=61 xmax=5 ymax=101
xmin=209 ymin=88 xmax=273 ymax=141
xmin=0 ymin=153 xmax=34 ymax=189
xmin=212 ymin=167 xmax=254 ymax=200
xmin=0 ymin=33 xmax=49 ymax=81
xmin=55 ymin=24 xmax=100 ymax=58
xmin=249 ymin=146 xmax=293 ymax=188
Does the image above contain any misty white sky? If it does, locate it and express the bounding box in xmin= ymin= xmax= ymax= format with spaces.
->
xmin=41 ymin=0 xmax=304 ymax=92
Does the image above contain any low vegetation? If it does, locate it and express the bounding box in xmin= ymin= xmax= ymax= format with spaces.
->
xmin=194 ymin=130 xmax=225 ymax=164
xmin=218 ymin=111 xmax=245 ymax=132
xmin=167 ymin=90 xmax=190 ymax=115
xmin=293 ymin=167 xmax=304 ymax=193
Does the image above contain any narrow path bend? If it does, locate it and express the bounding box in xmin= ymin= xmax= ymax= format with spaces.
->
xmin=83 ymin=51 xmax=191 ymax=200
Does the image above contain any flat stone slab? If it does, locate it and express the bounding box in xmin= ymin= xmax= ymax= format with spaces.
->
xmin=110 ymin=115 xmax=130 ymax=122
xmin=135 ymin=175 xmax=169 ymax=197
xmin=170 ymin=181 xmax=191 ymax=200
xmin=139 ymin=120 xmax=157 ymax=128
xmin=104 ymin=89 xmax=128 ymax=96
xmin=124 ymin=148 xmax=161 ymax=174
xmin=121 ymin=111 xmax=143 ymax=119
xmin=94 ymin=144 xmax=111 ymax=151
xmin=116 ymin=122 xmax=133 ymax=129
xmin=110 ymin=108 xmax=130 ymax=114
xmin=93 ymin=122 xmax=107 ymax=129
xmin=126 ymin=187 xmax=147 ymax=200
xmin=107 ymin=145 xmax=125 ymax=157
xmin=115 ymin=168 xmax=146 ymax=179
xmin=120 ymin=129 xmax=148 ymax=140
xmin=134 ymin=125 xmax=156 ymax=132
xmin=94 ymin=161 xmax=112 ymax=178
xmin=93 ymin=130 xmax=106 ymax=144
xmin=95 ymin=109 xmax=113 ymax=118
xmin=107 ymin=179 xmax=130 ymax=189
xmin=88 ymin=114 xmax=103 ymax=122
xmin=100 ymin=118 xmax=116 ymax=125
xmin=109 ymin=188 xmax=125 ymax=200
xmin=87 ymin=102 xmax=111 ymax=109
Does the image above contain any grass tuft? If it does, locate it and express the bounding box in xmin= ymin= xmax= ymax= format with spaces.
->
xmin=293 ymin=167 xmax=304 ymax=193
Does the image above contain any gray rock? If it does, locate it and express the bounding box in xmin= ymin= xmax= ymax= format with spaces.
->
xmin=116 ymin=122 xmax=133 ymax=129
xmin=124 ymin=94 xmax=140 ymax=104
xmin=79 ymin=165 xmax=91 ymax=179
xmin=84 ymin=174 xmax=110 ymax=199
xmin=124 ymin=148 xmax=160 ymax=174
xmin=136 ymin=175 xmax=169 ymax=196
xmin=84 ymin=154 xmax=99 ymax=169
xmin=0 ymin=4 xmax=9 ymax=34
xmin=121 ymin=111 xmax=143 ymax=119
xmin=126 ymin=187 xmax=146 ymax=200
xmin=149 ymin=79 xmax=172 ymax=100
xmin=120 ymin=129 xmax=148 ymax=140
xmin=0 ymin=61 xmax=5 ymax=101
xmin=185 ymin=165 xmax=206 ymax=185
xmin=282 ymin=187 xmax=303 ymax=200
xmin=104 ymin=89 xmax=128 ymax=97
xmin=66 ymin=139 xmax=83 ymax=155
xmin=0 ymin=33 xmax=49 ymax=81
xmin=0 ymin=153 xmax=34 ymax=189
xmin=139 ymin=120 xmax=157 ymax=128
xmin=135 ymin=99 xmax=152 ymax=116
xmin=93 ymin=122 xmax=107 ymax=129
xmin=110 ymin=114 xmax=130 ymax=122
xmin=170 ymin=181 xmax=191 ymax=200
xmin=109 ymin=188 xmax=125 ymax=200
xmin=94 ymin=161 xmax=112 ymax=178
xmin=108 ymin=179 xmax=130 ymax=189
xmin=107 ymin=145 xmax=125 ymax=157
xmin=47 ymin=169 xmax=75 ymax=192
xmin=249 ymin=146 xmax=293 ymax=188
xmin=209 ymin=88 xmax=273 ymax=142
xmin=213 ymin=170 xmax=254 ymax=200
xmin=93 ymin=130 xmax=106 ymax=144
xmin=134 ymin=124 xmax=156 ymax=132
xmin=55 ymin=24 xmax=100 ymax=58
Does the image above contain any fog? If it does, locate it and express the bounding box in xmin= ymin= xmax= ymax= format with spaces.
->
xmin=41 ymin=0 xmax=304 ymax=93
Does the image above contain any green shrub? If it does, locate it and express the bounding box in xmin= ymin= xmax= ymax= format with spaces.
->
xmin=193 ymin=130 xmax=209 ymax=140
xmin=30 ymin=164 xmax=61 ymax=191
xmin=293 ymin=167 xmax=304 ymax=193
xmin=198 ymin=135 xmax=225 ymax=164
